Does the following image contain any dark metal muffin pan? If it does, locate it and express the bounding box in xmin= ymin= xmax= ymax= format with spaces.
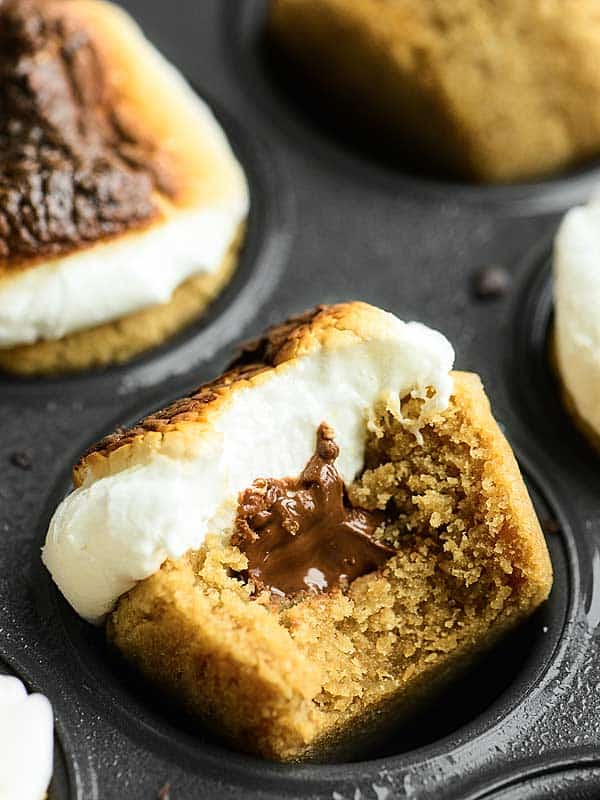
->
xmin=1 ymin=0 xmax=599 ymax=797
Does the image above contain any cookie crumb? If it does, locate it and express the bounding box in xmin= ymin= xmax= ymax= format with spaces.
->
xmin=472 ymin=266 xmax=511 ymax=300
xmin=9 ymin=450 xmax=33 ymax=470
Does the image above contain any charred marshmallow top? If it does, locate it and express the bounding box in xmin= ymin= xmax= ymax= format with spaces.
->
xmin=0 ymin=0 xmax=248 ymax=347
xmin=43 ymin=306 xmax=455 ymax=624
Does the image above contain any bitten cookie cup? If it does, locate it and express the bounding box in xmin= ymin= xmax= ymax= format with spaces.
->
xmin=268 ymin=0 xmax=600 ymax=183
xmin=43 ymin=302 xmax=552 ymax=762
xmin=0 ymin=0 xmax=248 ymax=375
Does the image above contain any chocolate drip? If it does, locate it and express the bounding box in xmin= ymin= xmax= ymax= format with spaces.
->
xmin=0 ymin=0 xmax=166 ymax=265
xmin=233 ymin=423 xmax=394 ymax=598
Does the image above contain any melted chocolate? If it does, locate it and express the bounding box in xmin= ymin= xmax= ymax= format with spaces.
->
xmin=0 ymin=0 xmax=164 ymax=264
xmin=233 ymin=423 xmax=394 ymax=598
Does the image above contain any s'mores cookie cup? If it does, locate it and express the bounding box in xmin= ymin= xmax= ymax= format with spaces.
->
xmin=0 ymin=676 xmax=54 ymax=800
xmin=0 ymin=0 xmax=248 ymax=376
xmin=269 ymin=0 xmax=600 ymax=183
xmin=43 ymin=302 xmax=552 ymax=762
xmin=554 ymin=200 xmax=600 ymax=452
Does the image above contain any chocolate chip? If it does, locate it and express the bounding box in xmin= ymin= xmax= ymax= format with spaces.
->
xmin=541 ymin=517 xmax=560 ymax=535
xmin=472 ymin=266 xmax=511 ymax=300
xmin=157 ymin=784 xmax=171 ymax=800
xmin=9 ymin=450 xmax=33 ymax=470
xmin=233 ymin=424 xmax=393 ymax=599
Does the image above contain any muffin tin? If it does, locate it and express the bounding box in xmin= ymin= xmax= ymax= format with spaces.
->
xmin=1 ymin=0 xmax=600 ymax=797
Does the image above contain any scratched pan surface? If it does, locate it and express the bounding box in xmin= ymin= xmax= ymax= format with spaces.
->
xmin=1 ymin=1 xmax=600 ymax=798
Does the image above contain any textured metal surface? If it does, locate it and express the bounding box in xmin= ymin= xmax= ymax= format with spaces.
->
xmin=1 ymin=1 xmax=599 ymax=797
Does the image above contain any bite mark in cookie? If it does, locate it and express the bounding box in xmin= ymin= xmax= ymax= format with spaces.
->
xmin=233 ymin=423 xmax=392 ymax=598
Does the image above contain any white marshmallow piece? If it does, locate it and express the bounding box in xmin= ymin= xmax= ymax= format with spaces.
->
xmin=554 ymin=201 xmax=600 ymax=439
xmin=0 ymin=676 xmax=53 ymax=800
xmin=0 ymin=205 xmax=246 ymax=347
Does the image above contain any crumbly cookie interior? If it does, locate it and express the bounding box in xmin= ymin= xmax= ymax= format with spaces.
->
xmin=109 ymin=382 xmax=551 ymax=761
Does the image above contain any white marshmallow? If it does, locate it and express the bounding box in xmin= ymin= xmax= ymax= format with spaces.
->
xmin=0 ymin=204 xmax=246 ymax=347
xmin=43 ymin=313 xmax=454 ymax=624
xmin=0 ymin=676 xmax=53 ymax=800
xmin=554 ymin=201 xmax=600 ymax=438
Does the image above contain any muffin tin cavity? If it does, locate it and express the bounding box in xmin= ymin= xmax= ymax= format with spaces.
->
xmin=4 ymin=0 xmax=600 ymax=796
xmin=0 ymin=94 xmax=292 ymax=405
xmin=468 ymin=763 xmax=600 ymax=800
xmin=226 ymin=0 xmax=600 ymax=215
xmin=43 ymin=457 xmax=571 ymax=794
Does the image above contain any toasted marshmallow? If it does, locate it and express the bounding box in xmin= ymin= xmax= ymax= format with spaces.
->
xmin=554 ymin=201 xmax=600 ymax=439
xmin=0 ymin=676 xmax=53 ymax=800
xmin=0 ymin=0 xmax=248 ymax=348
xmin=43 ymin=303 xmax=454 ymax=624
